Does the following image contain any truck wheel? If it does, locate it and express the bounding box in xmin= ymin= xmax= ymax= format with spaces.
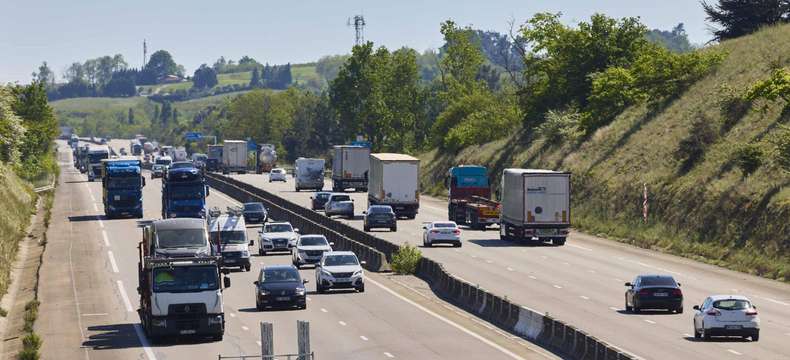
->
xmin=553 ymin=237 xmax=566 ymax=246
xmin=295 ymin=187 xmax=300 ymax=192
xmin=356 ymin=283 xmax=365 ymax=293
xmin=471 ymin=213 xmax=482 ymax=230
xmin=390 ymin=226 xmax=397 ymax=232
xmin=364 ymin=226 xmax=370 ymax=232
xmin=213 ymin=334 xmax=223 ymax=341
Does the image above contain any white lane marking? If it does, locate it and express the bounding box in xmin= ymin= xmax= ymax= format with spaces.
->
xmin=562 ymin=262 xmax=569 ymax=266
xmin=528 ymin=275 xmax=537 ymax=280
xmin=306 ymin=297 xmax=312 ymax=302
xmin=256 ymin=341 xmax=262 ymax=346
xmin=587 ymin=270 xmax=596 ymax=273
xmin=229 ymin=313 xmax=236 ymax=318
xmin=580 ymin=296 xmax=590 ymax=300
xmin=471 ymin=255 xmax=478 ymax=259
xmin=92 ymin=203 xmax=99 ymax=212
xmin=366 ymin=277 xmax=535 ymax=360
xmin=552 ymin=285 xmax=563 ymax=289
xmin=567 ymin=243 xmax=592 ymax=251
xmin=614 ymin=278 xmax=624 ymax=283
xmin=117 ymin=280 xmax=134 ymax=312
xmin=727 ymin=349 xmax=742 ymax=356
xmin=609 ymin=307 xmax=619 ymax=311
xmin=107 ymin=251 xmax=119 ymax=273
xmin=133 ymin=323 xmax=157 ymax=360
xmin=242 ymin=326 xmax=249 ymax=331
xmin=541 ymin=256 xmax=547 ymax=260
xmin=214 ymin=191 xmax=241 ymax=206
xmin=756 ymin=296 xmax=789 ymax=306
xmin=485 ymin=260 xmax=493 ymax=264
xmin=683 ymin=333 xmax=692 ymax=338
xmin=644 ymin=319 xmax=656 ymax=324
xmin=506 ymin=267 xmax=515 ymax=272
xmin=338 ymin=321 xmax=347 ymax=326
xmin=321 ymin=308 xmax=328 ymax=313
xmin=89 ymin=192 xmax=96 ymax=202
xmin=98 ymin=220 xmax=104 ymax=229
xmin=101 ymin=230 xmax=110 ymax=246
xmin=82 ymin=313 xmax=109 ymax=317
xmin=384 ymin=352 xmax=395 ymax=358
xmin=359 ymin=335 xmax=369 ymax=341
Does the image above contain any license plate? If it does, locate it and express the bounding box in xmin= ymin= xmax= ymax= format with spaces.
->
xmin=276 ymin=296 xmax=290 ymax=301
xmin=224 ymin=259 xmax=236 ymax=263
xmin=114 ymin=195 xmax=121 ymax=201
xmin=335 ymin=278 xmax=351 ymax=283
xmin=180 ymin=329 xmax=196 ymax=335
xmin=537 ymin=229 xmax=556 ymax=235
xmin=654 ymin=292 xmax=668 ymax=297
xmin=725 ymin=325 xmax=742 ymax=330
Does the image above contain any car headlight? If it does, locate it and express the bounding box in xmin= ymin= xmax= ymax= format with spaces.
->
xmin=353 ymin=270 xmax=363 ymax=277
xmin=296 ymin=288 xmax=306 ymax=296
xmin=207 ymin=315 xmax=223 ymax=325
xmin=168 ymin=213 xmax=177 ymax=218
xmin=241 ymin=250 xmax=249 ymax=257
xmin=259 ymin=289 xmax=270 ymax=296
xmin=151 ymin=319 xmax=167 ymax=327
xmin=261 ymin=238 xmax=272 ymax=244
xmin=108 ymin=205 xmax=115 ymax=210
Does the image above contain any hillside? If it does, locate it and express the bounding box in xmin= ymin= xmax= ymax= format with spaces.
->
xmin=421 ymin=24 xmax=790 ymax=281
xmin=137 ymin=64 xmax=319 ymax=95
xmin=0 ymin=164 xmax=35 ymax=298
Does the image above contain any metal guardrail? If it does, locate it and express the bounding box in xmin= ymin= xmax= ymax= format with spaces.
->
xmin=217 ymin=353 xmax=314 ymax=360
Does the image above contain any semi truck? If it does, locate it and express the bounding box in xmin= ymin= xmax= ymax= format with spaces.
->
xmin=206 ymin=144 xmax=223 ymax=172
xmin=174 ymin=147 xmax=188 ymax=162
xmin=161 ymin=166 xmax=209 ymax=219
xmin=86 ymin=145 xmax=110 ymax=181
xmin=256 ymin=144 xmax=277 ymax=173
xmin=221 ymin=140 xmax=247 ymax=174
xmin=101 ymin=158 xmax=145 ymax=218
xmin=499 ymin=169 xmax=571 ymax=245
xmin=446 ymin=165 xmax=501 ymax=230
xmin=294 ymin=158 xmax=325 ymax=191
xmin=331 ymin=145 xmax=370 ymax=192
xmin=368 ymin=153 xmax=420 ymax=218
xmin=137 ymin=219 xmax=228 ymax=341
xmin=130 ymin=140 xmax=143 ymax=156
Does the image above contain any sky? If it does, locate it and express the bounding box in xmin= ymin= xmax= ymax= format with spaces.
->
xmin=0 ymin=0 xmax=711 ymax=84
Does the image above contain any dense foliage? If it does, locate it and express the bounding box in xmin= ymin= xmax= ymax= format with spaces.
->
xmin=192 ymin=65 xmax=219 ymax=89
xmin=702 ymin=0 xmax=790 ymax=41
xmin=0 ymin=82 xmax=58 ymax=180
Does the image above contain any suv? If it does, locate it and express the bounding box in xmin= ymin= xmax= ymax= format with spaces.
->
xmin=269 ymin=168 xmax=287 ymax=182
xmin=325 ymin=193 xmax=354 ymax=218
xmin=254 ymin=265 xmax=307 ymax=311
xmin=315 ymin=251 xmax=365 ymax=293
xmin=292 ymin=235 xmax=333 ymax=268
xmin=625 ymin=275 xmax=683 ymax=313
xmin=258 ymin=222 xmax=299 ymax=255
xmin=310 ymin=191 xmax=331 ymax=211
xmin=363 ymin=205 xmax=396 ymax=232
xmin=243 ymin=202 xmax=268 ymax=224
xmin=208 ymin=213 xmax=253 ymax=271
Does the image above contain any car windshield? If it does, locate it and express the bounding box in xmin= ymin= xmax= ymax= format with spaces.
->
xmin=157 ymin=229 xmax=207 ymax=248
xmin=713 ymin=299 xmax=751 ymax=310
xmin=640 ymin=277 xmax=676 ymax=286
xmin=299 ymin=237 xmax=327 ymax=246
xmin=107 ymin=175 xmax=141 ymax=188
xmin=316 ymin=193 xmax=330 ymax=200
xmin=331 ymin=195 xmax=351 ymax=202
xmin=433 ymin=223 xmax=456 ymax=228
xmin=210 ymin=230 xmax=247 ymax=244
xmin=89 ymin=153 xmax=108 ymax=162
xmin=153 ymin=266 xmax=218 ymax=293
xmin=171 ymin=162 xmax=193 ymax=169
xmin=264 ymin=224 xmax=293 ymax=233
xmin=155 ymin=158 xmax=171 ymax=165
xmin=244 ymin=203 xmax=264 ymax=211
xmin=324 ymin=255 xmax=358 ymax=266
xmin=262 ymin=268 xmax=300 ymax=283
xmin=167 ymin=184 xmax=204 ymax=200
xmin=369 ymin=206 xmax=392 ymax=214
xmin=272 ymin=169 xmax=284 ymax=174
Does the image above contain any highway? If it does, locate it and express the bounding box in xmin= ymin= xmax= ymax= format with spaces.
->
xmin=35 ymin=141 xmax=551 ymax=360
xmin=225 ymin=172 xmax=790 ymax=360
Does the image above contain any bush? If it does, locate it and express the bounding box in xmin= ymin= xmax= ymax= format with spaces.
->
xmin=771 ymin=125 xmax=790 ymax=172
xmin=390 ymin=243 xmax=422 ymax=275
xmin=537 ymin=109 xmax=584 ymax=144
xmin=745 ymin=68 xmax=790 ymax=109
xmin=17 ymin=348 xmax=39 ymax=360
xmin=716 ymin=84 xmax=752 ymax=132
xmin=21 ymin=333 xmax=42 ymax=351
xmin=732 ymin=143 xmax=764 ymax=175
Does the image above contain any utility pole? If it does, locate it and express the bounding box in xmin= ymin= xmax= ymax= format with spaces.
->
xmin=143 ymin=39 xmax=148 ymax=68
xmin=347 ymin=15 xmax=366 ymax=46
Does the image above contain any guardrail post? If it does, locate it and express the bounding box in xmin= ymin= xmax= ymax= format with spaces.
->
xmin=261 ymin=322 xmax=273 ymax=360
xmin=297 ymin=320 xmax=310 ymax=360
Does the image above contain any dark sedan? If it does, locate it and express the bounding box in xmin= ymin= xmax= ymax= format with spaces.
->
xmin=363 ymin=205 xmax=397 ymax=232
xmin=625 ymin=275 xmax=683 ymax=313
xmin=310 ymin=192 xmax=331 ymax=211
xmin=243 ymin=202 xmax=268 ymax=224
xmin=254 ymin=265 xmax=307 ymax=310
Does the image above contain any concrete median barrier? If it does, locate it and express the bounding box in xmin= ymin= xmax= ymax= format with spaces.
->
xmin=205 ymin=172 xmax=632 ymax=360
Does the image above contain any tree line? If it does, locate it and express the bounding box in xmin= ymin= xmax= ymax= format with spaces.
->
xmin=0 ymin=82 xmax=58 ymax=181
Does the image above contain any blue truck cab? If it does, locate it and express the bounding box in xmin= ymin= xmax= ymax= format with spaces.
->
xmin=161 ymin=165 xmax=210 ymax=219
xmin=101 ymin=157 xmax=145 ymax=218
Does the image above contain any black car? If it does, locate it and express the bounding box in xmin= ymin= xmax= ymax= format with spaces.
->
xmin=254 ymin=265 xmax=307 ymax=310
xmin=363 ymin=205 xmax=397 ymax=232
xmin=243 ymin=202 xmax=267 ymax=224
xmin=310 ymin=192 xmax=331 ymax=211
xmin=625 ymin=275 xmax=683 ymax=313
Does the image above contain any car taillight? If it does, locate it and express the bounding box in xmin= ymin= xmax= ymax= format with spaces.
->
xmin=431 ymin=230 xmax=440 ymax=234
xmin=453 ymin=229 xmax=461 ymax=235
xmin=707 ymin=309 xmax=721 ymax=316
xmin=671 ymin=289 xmax=682 ymax=297
xmin=638 ymin=289 xmax=650 ymax=296
xmin=746 ymin=309 xmax=758 ymax=316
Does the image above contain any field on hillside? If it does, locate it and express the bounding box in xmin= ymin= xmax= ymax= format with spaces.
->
xmin=137 ymin=65 xmax=321 ymax=95
xmin=421 ymin=24 xmax=790 ymax=281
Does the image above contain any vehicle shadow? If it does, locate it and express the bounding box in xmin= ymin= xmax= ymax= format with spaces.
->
xmin=239 ymin=306 xmax=305 ymax=312
xmin=82 ymin=323 xmax=142 ymax=350
xmin=468 ymin=239 xmax=557 ymax=248
xmin=68 ymin=215 xmax=106 ymax=222
xmin=615 ymin=309 xmax=679 ymax=316
xmin=682 ymin=335 xmax=751 ymax=343
xmin=64 ymin=180 xmax=90 ymax=184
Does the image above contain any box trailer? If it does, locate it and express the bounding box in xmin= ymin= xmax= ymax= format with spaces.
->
xmin=368 ymin=153 xmax=420 ymax=218
xmin=295 ymin=157 xmax=325 ymax=191
xmin=331 ymin=145 xmax=370 ymax=192
xmin=499 ymin=169 xmax=571 ymax=245
xmin=222 ymin=140 xmax=247 ymax=174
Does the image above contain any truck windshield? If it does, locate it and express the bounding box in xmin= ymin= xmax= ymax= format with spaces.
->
xmin=210 ymin=231 xmax=247 ymax=244
xmin=107 ymin=176 xmax=141 ymax=188
xmin=89 ymin=153 xmax=108 ymax=162
xmin=167 ymin=184 xmax=204 ymax=200
xmin=153 ymin=266 xmax=218 ymax=293
xmin=156 ymin=229 xmax=207 ymax=248
xmin=156 ymin=159 xmax=172 ymax=166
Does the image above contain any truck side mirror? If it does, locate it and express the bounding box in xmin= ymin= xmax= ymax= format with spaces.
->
xmin=249 ymin=240 xmax=254 ymax=246
xmin=329 ymin=242 xmax=335 ymax=247
xmin=625 ymin=282 xmax=633 ymax=287
xmin=223 ymin=277 xmax=231 ymax=288
xmin=141 ymin=177 xmax=146 ymax=187
xmin=205 ymin=186 xmax=210 ymax=196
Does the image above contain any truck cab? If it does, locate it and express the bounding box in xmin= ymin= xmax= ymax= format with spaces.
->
xmin=141 ymin=218 xmax=213 ymax=258
xmin=101 ymin=158 xmax=145 ymax=218
xmin=87 ymin=145 xmax=110 ymax=181
xmin=161 ymin=166 xmax=209 ymax=219
xmin=446 ymin=165 xmax=500 ymax=229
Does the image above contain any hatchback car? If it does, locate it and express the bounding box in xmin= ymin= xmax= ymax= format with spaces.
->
xmin=310 ymin=191 xmax=332 ymax=211
xmin=292 ymin=235 xmax=334 ymax=268
xmin=363 ymin=205 xmax=397 ymax=232
xmin=242 ymin=202 xmax=268 ymax=224
xmin=151 ymin=164 xmax=166 ymax=179
xmin=693 ymin=295 xmax=759 ymax=341
xmin=625 ymin=275 xmax=683 ymax=313
xmin=422 ymin=221 xmax=461 ymax=247
xmin=269 ymin=168 xmax=287 ymax=182
xmin=254 ymin=265 xmax=307 ymax=310
xmin=258 ymin=222 xmax=299 ymax=255
xmin=315 ymin=251 xmax=365 ymax=293
xmin=325 ymin=193 xmax=354 ymax=218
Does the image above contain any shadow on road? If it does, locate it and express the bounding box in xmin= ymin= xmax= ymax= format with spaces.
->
xmin=615 ymin=309 xmax=681 ymax=316
xmin=82 ymin=323 xmax=142 ymax=350
xmin=682 ymin=335 xmax=751 ymax=343
xmin=68 ymin=215 xmax=105 ymax=222
xmin=64 ymin=180 xmax=89 ymax=184
xmin=468 ymin=239 xmax=557 ymax=248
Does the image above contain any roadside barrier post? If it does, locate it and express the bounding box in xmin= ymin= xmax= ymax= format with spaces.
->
xmin=261 ymin=322 xmax=273 ymax=359
xmin=297 ymin=320 xmax=310 ymax=360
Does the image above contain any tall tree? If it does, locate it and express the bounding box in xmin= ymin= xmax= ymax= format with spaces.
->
xmin=250 ymin=67 xmax=261 ymax=87
xmin=11 ymin=82 xmax=58 ymax=162
xmin=646 ymin=23 xmax=694 ymax=52
xmin=192 ymin=64 xmax=218 ymax=89
xmin=702 ymin=0 xmax=790 ymax=41
xmin=145 ymin=50 xmax=181 ymax=81
xmin=32 ymin=62 xmax=55 ymax=88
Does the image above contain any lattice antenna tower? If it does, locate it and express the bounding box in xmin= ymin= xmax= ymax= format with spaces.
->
xmin=347 ymin=15 xmax=366 ymax=45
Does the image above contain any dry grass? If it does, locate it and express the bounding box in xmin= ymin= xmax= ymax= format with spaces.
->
xmin=0 ymin=164 xmax=35 ymax=297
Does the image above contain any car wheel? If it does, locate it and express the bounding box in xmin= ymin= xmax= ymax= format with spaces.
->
xmin=357 ymin=284 xmax=365 ymax=293
xmin=390 ymin=226 xmax=396 ymax=232
xmin=702 ymin=324 xmax=711 ymax=341
xmin=364 ymin=226 xmax=369 ymax=232
xmin=295 ymin=188 xmax=300 ymax=192
xmin=625 ymin=297 xmax=633 ymax=312
xmin=633 ymin=305 xmax=640 ymax=313
xmin=453 ymin=242 xmax=461 ymax=247
xmin=751 ymin=332 xmax=759 ymax=342
xmin=693 ymin=326 xmax=701 ymax=339
xmin=258 ymin=249 xmax=264 ymax=256
xmin=676 ymin=306 xmax=683 ymax=314
xmin=317 ymin=285 xmax=326 ymax=294
xmin=244 ymin=264 xmax=251 ymax=272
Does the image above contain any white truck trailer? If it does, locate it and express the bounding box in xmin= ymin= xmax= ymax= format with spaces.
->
xmin=222 ymin=140 xmax=248 ymax=174
xmin=499 ymin=169 xmax=571 ymax=245
xmin=294 ymin=158 xmax=325 ymax=191
xmin=331 ymin=145 xmax=370 ymax=192
xmin=368 ymin=153 xmax=420 ymax=218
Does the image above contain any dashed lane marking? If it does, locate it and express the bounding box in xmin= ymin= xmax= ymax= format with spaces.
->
xmin=580 ymin=296 xmax=590 ymax=300
xmin=552 ymin=285 xmax=563 ymax=289
xmin=117 ymin=280 xmax=134 ymax=312
xmin=506 ymin=267 xmax=515 ymax=272
xmin=256 ymin=341 xmax=262 ymax=346
xmin=102 ymin=230 xmax=110 ymax=246
xmin=339 ymin=321 xmax=347 ymax=326
xmin=82 ymin=313 xmax=108 ymax=317
xmin=485 ymin=259 xmax=493 ymax=264
xmin=528 ymin=275 xmax=537 ymax=280
xmin=567 ymin=244 xmax=593 ymax=251
xmin=384 ymin=352 xmax=395 ymax=358
xmin=98 ymin=220 xmax=104 ymax=229
xmin=644 ymin=320 xmax=656 ymax=324
xmin=756 ymin=296 xmax=789 ymax=306
xmin=133 ymin=324 xmax=157 ymax=360
xmin=360 ymin=335 xmax=369 ymax=341
xmin=107 ymin=251 xmax=119 ymax=273
xmin=727 ymin=349 xmax=742 ymax=356
xmin=242 ymin=326 xmax=249 ymax=331
xmin=229 ymin=313 xmax=236 ymax=317
xmin=609 ymin=307 xmax=619 ymax=311
xmin=321 ymin=308 xmax=328 ymax=313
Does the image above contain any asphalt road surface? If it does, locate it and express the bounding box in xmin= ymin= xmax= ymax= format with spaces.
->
xmin=224 ymin=171 xmax=790 ymax=360
xmin=35 ymin=141 xmax=551 ymax=360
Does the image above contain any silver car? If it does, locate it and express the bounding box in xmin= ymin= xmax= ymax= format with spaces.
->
xmin=325 ymin=193 xmax=354 ymax=219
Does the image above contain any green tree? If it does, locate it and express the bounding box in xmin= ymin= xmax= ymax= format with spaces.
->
xmin=439 ymin=20 xmax=485 ymax=94
xmin=316 ymin=55 xmax=350 ymax=84
xmin=192 ymin=64 xmax=218 ymax=89
xmin=702 ymin=0 xmax=790 ymax=41
xmin=31 ymin=62 xmax=55 ymax=89
xmin=0 ymin=86 xmax=26 ymax=163
xmin=646 ymin=23 xmax=694 ymax=52
xmin=145 ymin=50 xmax=181 ymax=81
xmin=11 ymin=82 xmax=58 ymax=177
xmin=250 ymin=67 xmax=261 ymax=87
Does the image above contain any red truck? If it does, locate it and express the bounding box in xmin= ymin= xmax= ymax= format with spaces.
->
xmin=446 ymin=165 xmax=501 ymax=230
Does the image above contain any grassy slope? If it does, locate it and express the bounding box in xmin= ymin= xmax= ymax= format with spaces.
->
xmin=421 ymin=24 xmax=790 ymax=281
xmin=0 ymin=164 xmax=35 ymax=298
xmin=138 ymin=65 xmax=319 ymax=94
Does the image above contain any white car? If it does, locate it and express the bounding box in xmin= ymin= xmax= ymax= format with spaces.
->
xmin=315 ymin=251 xmax=365 ymax=293
xmin=258 ymin=222 xmax=299 ymax=255
xmin=269 ymin=168 xmax=287 ymax=182
xmin=292 ymin=235 xmax=333 ymax=268
xmin=693 ymin=295 xmax=760 ymax=341
xmin=422 ymin=221 xmax=462 ymax=247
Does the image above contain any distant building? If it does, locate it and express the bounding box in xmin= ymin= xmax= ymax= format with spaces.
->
xmin=160 ymin=75 xmax=183 ymax=83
